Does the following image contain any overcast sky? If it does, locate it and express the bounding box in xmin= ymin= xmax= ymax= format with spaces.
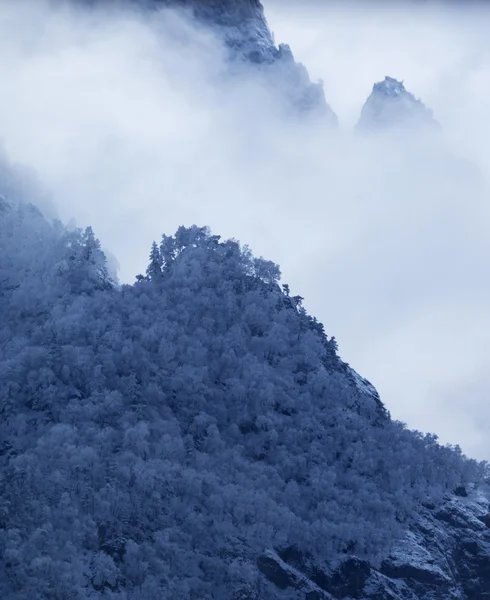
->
xmin=264 ymin=0 xmax=490 ymax=461
xmin=0 ymin=0 xmax=489 ymax=459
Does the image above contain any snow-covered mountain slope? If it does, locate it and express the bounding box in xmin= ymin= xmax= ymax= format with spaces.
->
xmin=357 ymin=76 xmax=440 ymax=133
xmin=0 ymin=214 xmax=488 ymax=599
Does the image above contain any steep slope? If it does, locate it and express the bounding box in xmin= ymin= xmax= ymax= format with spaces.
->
xmin=0 ymin=212 xmax=487 ymax=599
xmin=154 ymin=0 xmax=278 ymax=63
xmin=357 ymin=76 xmax=439 ymax=133
xmin=161 ymin=0 xmax=335 ymax=118
xmin=258 ymin=484 xmax=490 ymax=600
xmin=79 ymin=0 xmax=338 ymax=121
xmin=1 ymin=6 xmax=489 ymax=599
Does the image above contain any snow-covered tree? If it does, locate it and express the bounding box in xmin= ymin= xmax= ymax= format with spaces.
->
xmin=0 ymin=215 xmax=487 ymax=600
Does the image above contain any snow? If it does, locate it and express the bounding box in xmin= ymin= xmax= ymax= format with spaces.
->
xmin=347 ymin=366 xmax=380 ymax=399
xmin=263 ymin=550 xmax=336 ymax=599
xmin=389 ymin=531 xmax=452 ymax=583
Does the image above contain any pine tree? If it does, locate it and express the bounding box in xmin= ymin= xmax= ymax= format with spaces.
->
xmin=146 ymin=241 xmax=163 ymax=282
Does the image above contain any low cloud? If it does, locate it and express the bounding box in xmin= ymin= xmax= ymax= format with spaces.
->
xmin=0 ymin=0 xmax=489 ymax=458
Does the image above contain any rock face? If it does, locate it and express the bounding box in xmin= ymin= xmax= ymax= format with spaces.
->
xmin=165 ymin=0 xmax=337 ymax=122
xmin=257 ymin=485 xmax=490 ymax=599
xmin=157 ymin=0 xmax=278 ymax=63
xmin=81 ymin=0 xmax=338 ymax=122
xmin=357 ymin=76 xmax=439 ymax=133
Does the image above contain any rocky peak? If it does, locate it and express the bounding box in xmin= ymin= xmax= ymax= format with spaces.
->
xmin=357 ymin=75 xmax=439 ymax=133
xmin=78 ymin=0 xmax=338 ymax=123
xmin=165 ymin=0 xmax=337 ymax=122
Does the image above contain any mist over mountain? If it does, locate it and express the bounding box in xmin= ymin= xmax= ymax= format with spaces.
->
xmin=75 ymin=0 xmax=338 ymax=122
xmin=1 ymin=1 xmax=490 ymax=599
xmin=356 ymin=76 xmax=440 ymax=133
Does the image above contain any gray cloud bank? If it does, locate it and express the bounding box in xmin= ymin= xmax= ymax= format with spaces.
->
xmin=0 ymin=0 xmax=490 ymax=459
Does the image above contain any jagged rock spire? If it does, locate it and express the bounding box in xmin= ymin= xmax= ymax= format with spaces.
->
xmin=357 ymin=76 xmax=439 ymax=133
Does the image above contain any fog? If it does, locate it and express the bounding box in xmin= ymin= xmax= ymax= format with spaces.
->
xmin=0 ymin=0 xmax=489 ymax=459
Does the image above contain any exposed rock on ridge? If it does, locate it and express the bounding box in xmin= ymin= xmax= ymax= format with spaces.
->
xmin=357 ymin=76 xmax=439 ymax=133
xmin=161 ymin=0 xmax=337 ymax=122
xmin=82 ymin=0 xmax=338 ymax=123
xmin=258 ymin=485 xmax=490 ymax=599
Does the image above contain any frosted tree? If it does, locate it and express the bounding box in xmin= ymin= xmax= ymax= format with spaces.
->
xmin=146 ymin=241 xmax=163 ymax=282
xmin=0 ymin=215 xmax=487 ymax=600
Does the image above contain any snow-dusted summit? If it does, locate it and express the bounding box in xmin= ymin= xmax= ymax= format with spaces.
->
xmin=357 ymin=76 xmax=439 ymax=133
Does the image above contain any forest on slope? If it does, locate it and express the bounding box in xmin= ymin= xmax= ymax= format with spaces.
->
xmin=0 ymin=195 xmax=487 ymax=599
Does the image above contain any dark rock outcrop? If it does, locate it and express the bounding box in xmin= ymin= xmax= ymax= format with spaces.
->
xmin=257 ymin=486 xmax=490 ymax=599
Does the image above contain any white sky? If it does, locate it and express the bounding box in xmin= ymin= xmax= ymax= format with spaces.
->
xmin=0 ymin=0 xmax=489 ymax=459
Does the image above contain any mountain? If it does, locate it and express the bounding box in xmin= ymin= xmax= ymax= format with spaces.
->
xmin=0 ymin=196 xmax=488 ymax=599
xmin=357 ymin=76 xmax=440 ymax=133
xmin=77 ymin=0 xmax=338 ymax=122
xmin=355 ymin=75 xmax=488 ymax=209
xmin=1 ymin=3 xmax=490 ymax=600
